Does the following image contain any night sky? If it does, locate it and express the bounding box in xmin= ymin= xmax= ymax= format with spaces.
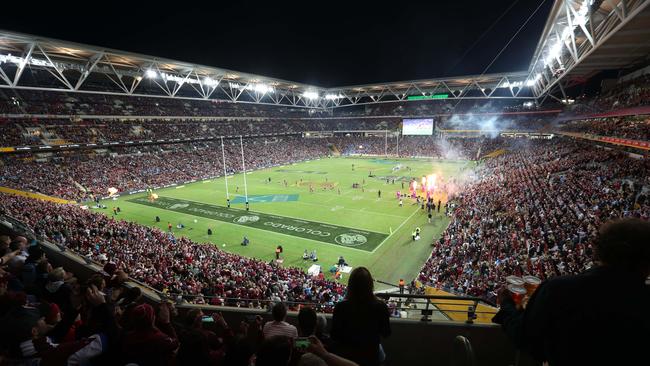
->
xmin=0 ymin=0 xmax=552 ymax=87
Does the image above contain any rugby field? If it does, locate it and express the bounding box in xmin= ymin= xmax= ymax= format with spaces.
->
xmin=95 ymin=157 xmax=472 ymax=287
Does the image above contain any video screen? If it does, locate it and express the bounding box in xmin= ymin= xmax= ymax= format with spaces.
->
xmin=402 ymin=118 xmax=434 ymax=135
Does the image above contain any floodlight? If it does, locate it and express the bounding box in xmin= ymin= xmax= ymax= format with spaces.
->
xmin=203 ymin=77 xmax=218 ymax=87
xmin=253 ymin=83 xmax=273 ymax=93
xmin=544 ymin=42 xmax=563 ymax=66
xmin=146 ymin=69 xmax=157 ymax=78
xmin=303 ymin=91 xmax=319 ymax=100
xmin=526 ymin=74 xmax=541 ymax=86
xmin=325 ymin=93 xmax=343 ymax=100
xmin=574 ymin=2 xmax=589 ymax=25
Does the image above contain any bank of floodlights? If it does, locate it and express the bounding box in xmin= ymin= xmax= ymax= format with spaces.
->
xmin=325 ymin=93 xmax=343 ymax=100
xmin=203 ymin=77 xmax=219 ymax=87
xmin=145 ymin=69 xmax=158 ymax=78
xmin=303 ymin=91 xmax=319 ymax=100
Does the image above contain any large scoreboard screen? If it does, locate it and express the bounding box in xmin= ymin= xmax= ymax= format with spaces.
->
xmin=402 ymin=118 xmax=434 ymax=135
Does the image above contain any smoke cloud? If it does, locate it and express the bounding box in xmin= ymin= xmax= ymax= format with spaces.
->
xmin=444 ymin=113 xmax=514 ymax=138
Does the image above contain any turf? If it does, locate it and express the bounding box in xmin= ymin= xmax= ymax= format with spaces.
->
xmin=127 ymin=196 xmax=388 ymax=251
xmin=94 ymin=157 xmax=471 ymax=288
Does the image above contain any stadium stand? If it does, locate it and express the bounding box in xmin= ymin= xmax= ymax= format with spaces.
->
xmin=559 ymin=115 xmax=650 ymax=141
xmin=417 ymin=139 xmax=649 ymax=303
xmin=2 ymin=5 xmax=650 ymax=362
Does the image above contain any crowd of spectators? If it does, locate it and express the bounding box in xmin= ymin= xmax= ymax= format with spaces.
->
xmin=1 ymin=136 xmax=330 ymax=201
xmin=558 ymin=115 xmax=650 ymax=141
xmin=0 ymin=193 xmax=347 ymax=312
xmin=0 ymin=89 xmax=568 ymax=151
xmin=1 ymin=226 xmax=391 ymax=365
xmin=0 ymin=119 xmax=43 ymax=146
xmin=0 ymin=117 xmax=404 ymax=146
xmin=436 ymin=115 xmax=553 ymax=132
xmin=331 ymin=99 xmax=555 ymax=118
xmin=0 ymin=89 xmax=318 ymax=118
xmin=568 ymin=74 xmax=650 ymax=114
xmin=1 ymin=134 xmax=514 ymax=201
xmin=418 ymin=139 xmax=650 ymax=302
xmin=1 ymin=89 xmax=554 ymax=119
xmin=337 ymin=135 xmax=502 ymax=160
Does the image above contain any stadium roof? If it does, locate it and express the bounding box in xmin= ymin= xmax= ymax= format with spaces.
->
xmin=527 ymin=0 xmax=650 ymax=100
xmin=0 ymin=30 xmax=536 ymax=108
xmin=1 ymin=1 xmax=649 ymax=109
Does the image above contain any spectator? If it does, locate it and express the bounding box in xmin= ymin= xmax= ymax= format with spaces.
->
xmin=121 ymin=303 xmax=179 ymax=366
xmin=331 ymin=267 xmax=391 ymax=366
xmin=299 ymin=336 xmax=360 ymax=366
xmin=256 ymin=335 xmax=293 ymax=366
xmin=298 ymin=306 xmax=318 ymax=337
xmin=263 ymin=302 xmax=298 ymax=339
xmin=43 ymin=267 xmax=74 ymax=315
xmin=176 ymin=309 xmax=232 ymax=366
xmin=492 ymin=218 xmax=650 ymax=365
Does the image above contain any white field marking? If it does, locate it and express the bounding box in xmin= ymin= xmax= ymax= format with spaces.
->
xmin=202 ymin=180 xmax=212 ymax=183
xmin=292 ymin=200 xmax=407 ymax=220
xmin=200 ymin=184 xmax=409 ymax=221
xmin=156 ymin=195 xmax=389 ymax=234
xmin=205 ymin=181 xmax=380 ymax=212
xmin=371 ymin=206 xmax=421 ymax=254
xmin=175 ymin=186 xmax=185 ymax=189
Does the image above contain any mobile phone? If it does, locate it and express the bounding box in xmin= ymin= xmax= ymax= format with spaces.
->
xmin=201 ymin=315 xmax=214 ymax=323
xmin=294 ymin=337 xmax=310 ymax=349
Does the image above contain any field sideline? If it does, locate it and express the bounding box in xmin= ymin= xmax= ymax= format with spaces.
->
xmin=95 ymin=157 xmax=472 ymax=287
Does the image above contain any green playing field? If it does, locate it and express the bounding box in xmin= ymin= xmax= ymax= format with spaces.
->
xmin=94 ymin=157 xmax=471 ymax=287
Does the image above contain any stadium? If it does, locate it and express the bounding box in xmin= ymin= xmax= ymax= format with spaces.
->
xmin=0 ymin=1 xmax=649 ymax=365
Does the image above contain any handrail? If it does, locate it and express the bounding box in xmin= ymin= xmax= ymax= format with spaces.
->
xmin=376 ymin=292 xmax=495 ymax=307
xmin=376 ymin=292 xmax=497 ymax=323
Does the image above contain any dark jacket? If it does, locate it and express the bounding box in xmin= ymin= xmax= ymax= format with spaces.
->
xmin=493 ymin=266 xmax=650 ymax=365
xmin=331 ymin=298 xmax=391 ymax=366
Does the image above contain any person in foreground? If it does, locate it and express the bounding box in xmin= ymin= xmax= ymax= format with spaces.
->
xmin=331 ymin=267 xmax=391 ymax=366
xmin=492 ymin=218 xmax=650 ymax=365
